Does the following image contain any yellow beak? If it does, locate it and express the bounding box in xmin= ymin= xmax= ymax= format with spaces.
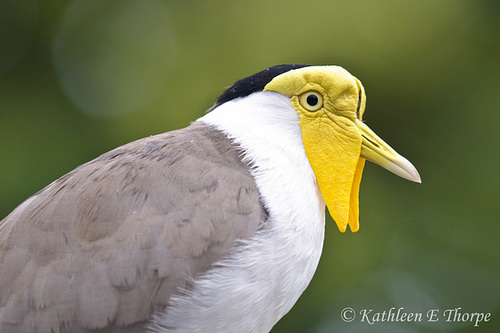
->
xmin=355 ymin=119 xmax=421 ymax=183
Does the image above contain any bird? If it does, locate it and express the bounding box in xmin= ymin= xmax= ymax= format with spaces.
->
xmin=0 ymin=64 xmax=421 ymax=333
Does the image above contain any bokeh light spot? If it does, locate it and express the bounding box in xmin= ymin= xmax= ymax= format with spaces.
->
xmin=52 ymin=0 xmax=177 ymax=118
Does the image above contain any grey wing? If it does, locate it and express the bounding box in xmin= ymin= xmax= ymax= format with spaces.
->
xmin=0 ymin=122 xmax=267 ymax=333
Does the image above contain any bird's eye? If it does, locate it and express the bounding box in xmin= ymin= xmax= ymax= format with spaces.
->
xmin=299 ymin=91 xmax=323 ymax=112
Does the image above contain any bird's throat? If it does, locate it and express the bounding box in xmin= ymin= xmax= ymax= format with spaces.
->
xmin=299 ymin=115 xmax=363 ymax=233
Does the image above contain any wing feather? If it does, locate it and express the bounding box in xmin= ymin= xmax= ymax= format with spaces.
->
xmin=0 ymin=122 xmax=266 ymax=332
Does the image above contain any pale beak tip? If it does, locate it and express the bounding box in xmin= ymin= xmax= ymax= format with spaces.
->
xmin=415 ymin=171 xmax=422 ymax=184
xmin=411 ymin=170 xmax=422 ymax=184
xmin=402 ymin=159 xmax=422 ymax=184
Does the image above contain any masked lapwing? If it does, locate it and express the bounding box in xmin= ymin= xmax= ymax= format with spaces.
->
xmin=0 ymin=65 xmax=420 ymax=332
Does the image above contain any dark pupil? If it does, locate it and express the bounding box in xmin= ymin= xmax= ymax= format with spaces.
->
xmin=306 ymin=94 xmax=318 ymax=106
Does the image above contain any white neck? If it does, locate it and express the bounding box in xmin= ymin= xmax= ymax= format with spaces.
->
xmin=150 ymin=91 xmax=325 ymax=332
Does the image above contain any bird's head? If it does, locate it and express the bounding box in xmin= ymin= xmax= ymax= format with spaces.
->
xmin=264 ymin=66 xmax=421 ymax=232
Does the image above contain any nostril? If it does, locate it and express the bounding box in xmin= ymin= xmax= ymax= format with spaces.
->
xmin=362 ymin=134 xmax=380 ymax=148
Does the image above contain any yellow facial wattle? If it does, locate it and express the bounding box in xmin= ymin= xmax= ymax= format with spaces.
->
xmin=265 ymin=65 xmax=420 ymax=233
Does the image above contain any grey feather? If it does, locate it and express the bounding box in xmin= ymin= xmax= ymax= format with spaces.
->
xmin=0 ymin=122 xmax=267 ymax=332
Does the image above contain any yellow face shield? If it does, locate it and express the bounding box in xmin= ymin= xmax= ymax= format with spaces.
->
xmin=265 ymin=65 xmax=420 ymax=232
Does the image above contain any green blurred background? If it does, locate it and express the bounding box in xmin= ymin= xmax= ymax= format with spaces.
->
xmin=1 ymin=0 xmax=499 ymax=332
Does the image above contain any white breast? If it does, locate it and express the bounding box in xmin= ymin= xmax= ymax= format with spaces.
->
xmin=149 ymin=91 xmax=325 ymax=332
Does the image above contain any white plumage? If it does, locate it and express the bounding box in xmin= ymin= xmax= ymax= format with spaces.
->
xmin=150 ymin=91 xmax=325 ymax=332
